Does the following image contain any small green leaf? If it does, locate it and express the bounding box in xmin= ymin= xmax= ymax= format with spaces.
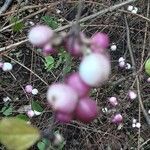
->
xmin=42 ymin=16 xmax=60 ymax=29
xmin=32 ymin=101 xmax=43 ymax=112
xmin=63 ymin=53 xmax=72 ymax=75
xmin=16 ymin=114 xmax=30 ymax=121
xmin=2 ymin=106 xmax=13 ymax=116
xmin=10 ymin=17 xmax=24 ymax=32
xmin=37 ymin=139 xmax=49 ymax=150
xmin=145 ymin=58 xmax=150 ymax=76
xmin=43 ymin=56 xmax=55 ymax=71
xmin=0 ymin=118 xmax=40 ymax=150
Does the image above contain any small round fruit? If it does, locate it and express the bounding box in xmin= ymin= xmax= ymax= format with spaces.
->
xmin=2 ymin=62 xmax=13 ymax=72
xmin=75 ymin=97 xmax=98 ymax=123
xmin=91 ymin=33 xmax=109 ymax=53
xmin=55 ymin=111 xmax=72 ymax=123
xmin=111 ymin=114 xmax=123 ymax=124
xmin=66 ymin=72 xmax=90 ymax=98
xmin=28 ymin=25 xmax=53 ymax=47
xmin=42 ymin=43 xmax=55 ymax=56
xmin=25 ymin=85 xmax=33 ymax=93
xmin=47 ymin=83 xmax=78 ymax=113
xmin=145 ymin=58 xmax=150 ymax=76
xmin=79 ymin=53 xmax=111 ymax=87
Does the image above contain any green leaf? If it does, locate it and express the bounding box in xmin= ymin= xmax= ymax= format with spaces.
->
xmin=10 ymin=17 xmax=24 ymax=32
xmin=16 ymin=114 xmax=30 ymax=122
xmin=2 ymin=106 xmax=13 ymax=116
xmin=37 ymin=139 xmax=49 ymax=150
xmin=32 ymin=101 xmax=43 ymax=112
xmin=63 ymin=53 xmax=72 ymax=75
xmin=145 ymin=58 xmax=150 ymax=76
xmin=42 ymin=16 xmax=60 ymax=29
xmin=43 ymin=56 xmax=55 ymax=71
xmin=0 ymin=118 xmax=40 ymax=150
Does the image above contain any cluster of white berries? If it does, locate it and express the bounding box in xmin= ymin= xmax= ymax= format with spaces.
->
xmin=0 ymin=62 xmax=13 ymax=72
xmin=132 ymin=119 xmax=141 ymax=128
xmin=127 ymin=5 xmax=138 ymax=14
xmin=118 ymin=57 xmax=131 ymax=70
xmin=25 ymin=85 xmax=38 ymax=95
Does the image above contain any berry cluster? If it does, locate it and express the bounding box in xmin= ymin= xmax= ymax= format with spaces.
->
xmin=28 ymin=25 xmax=111 ymax=124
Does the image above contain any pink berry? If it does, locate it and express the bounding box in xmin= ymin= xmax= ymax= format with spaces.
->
xmin=75 ymin=97 xmax=98 ymax=123
xmin=27 ymin=110 xmax=35 ymax=118
xmin=79 ymin=53 xmax=111 ymax=87
xmin=47 ymin=83 xmax=78 ymax=113
xmin=108 ymin=97 xmax=118 ymax=107
xmin=66 ymin=72 xmax=90 ymax=98
xmin=91 ymin=33 xmax=110 ymax=53
xmin=128 ymin=90 xmax=137 ymax=100
xmin=42 ymin=43 xmax=55 ymax=56
xmin=25 ymin=85 xmax=33 ymax=93
xmin=0 ymin=62 xmax=4 ymax=68
xmin=55 ymin=111 xmax=72 ymax=123
xmin=111 ymin=114 xmax=123 ymax=124
xmin=28 ymin=25 xmax=53 ymax=47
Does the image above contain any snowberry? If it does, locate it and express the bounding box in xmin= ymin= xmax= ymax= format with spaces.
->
xmin=55 ymin=111 xmax=72 ymax=123
xmin=28 ymin=25 xmax=54 ymax=47
xmin=128 ymin=90 xmax=137 ymax=100
xmin=31 ymin=88 xmax=38 ymax=95
xmin=79 ymin=53 xmax=111 ymax=87
xmin=47 ymin=83 xmax=78 ymax=113
xmin=125 ymin=63 xmax=131 ymax=70
xmin=91 ymin=33 xmax=110 ymax=53
xmin=108 ymin=97 xmax=118 ymax=107
xmin=25 ymin=85 xmax=33 ymax=93
xmin=111 ymin=114 xmax=123 ymax=124
xmin=135 ymin=122 xmax=141 ymax=128
xmin=148 ymin=110 xmax=150 ymax=114
xmin=132 ymin=123 xmax=136 ymax=128
xmin=27 ymin=110 xmax=35 ymax=118
xmin=118 ymin=57 xmax=125 ymax=63
xmin=75 ymin=97 xmax=98 ymax=123
xmin=110 ymin=44 xmax=117 ymax=51
xmin=127 ymin=5 xmax=134 ymax=11
xmin=3 ymin=97 xmax=11 ymax=102
xmin=2 ymin=62 xmax=13 ymax=72
xmin=132 ymin=118 xmax=137 ymax=124
xmin=66 ymin=72 xmax=90 ymax=98
xmin=132 ymin=7 xmax=138 ymax=14
xmin=42 ymin=43 xmax=55 ymax=56
xmin=0 ymin=62 xmax=3 ymax=68
xmin=147 ymin=78 xmax=150 ymax=83
xmin=119 ymin=61 xmax=126 ymax=68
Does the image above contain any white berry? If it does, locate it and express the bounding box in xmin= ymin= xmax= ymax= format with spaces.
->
xmin=110 ymin=44 xmax=117 ymax=51
xmin=132 ymin=9 xmax=137 ymax=14
xmin=119 ymin=61 xmax=126 ymax=68
xmin=125 ymin=63 xmax=131 ymax=70
xmin=127 ymin=5 xmax=134 ymax=11
xmin=31 ymin=88 xmax=38 ymax=95
xmin=27 ymin=110 xmax=35 ymax=118
xmin=79 ymin=53 xmax=111 ymax=87
xmin=135 ymin=122 xmax=141 ymax=128
xmin=2 ymin=62 xmax=13 ymax=72
xmin=118 ymin=57 xmax=125 ymax=63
